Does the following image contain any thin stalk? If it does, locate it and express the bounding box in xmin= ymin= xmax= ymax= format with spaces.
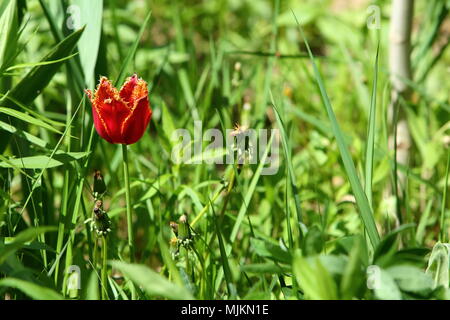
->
xmin=389 ymin=0 xmax=414 ymax=200
xmin=122 ymin=144 xmax=134 ymax=262
xmin=93 ymin=237 xmax=98 ymax=267
xmin=439 ymin=150 xmax=450 ymax=242
xmin=101 ymin=236 xmax=108 ymax=300
xmin=191 ymin=185 xmax=226 ymax=227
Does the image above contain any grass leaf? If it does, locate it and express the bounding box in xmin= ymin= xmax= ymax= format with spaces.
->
xmin=110 ymin=261 xmax=194 ymax=300
xmin=0 ymin=278 xmax=63 ymax=300
xmin=291 ymin=11 xmax=380 ymax=247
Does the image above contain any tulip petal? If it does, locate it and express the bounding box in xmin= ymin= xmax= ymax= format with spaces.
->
xmin=100 ymin=99 xmax=131 ymax=144
xmin=91 ymin=103 xmax=114 ymax=143
xmin=89 ymin=77 xmax=131 ymax=144
xmin=87 ymin=75 xmax=151 ymax=145
xmin=95 ymin=77 xmax=119 ymax=102
xmin=119 ymin=74 xmax=138 ymax=106
xmin=121 ymin=96 xmax=152 ymax=145
xmin=86 ymin=88 xmax=113 ymax=143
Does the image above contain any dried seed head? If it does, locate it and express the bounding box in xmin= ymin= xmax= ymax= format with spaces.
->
xmin=178 ymin=215 xmax=190 ymax=241
xmin=179 ymin=215 xmax=187 ymax=224
xmin=170 ymin=221 xmax=179 ymax=235
xmin=230 ymin=123 xmax=248 ymax=137
xmin=94 ymin=200 xmax=103 ymax=210
xmin=93 ymin=201 xmax=102 ymax=216
xmin=93 ymin=170 xmax=107 ymax=195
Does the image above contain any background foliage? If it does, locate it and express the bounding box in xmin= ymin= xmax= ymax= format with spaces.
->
xmin=0 ymin=0 xmax=449 ymax=300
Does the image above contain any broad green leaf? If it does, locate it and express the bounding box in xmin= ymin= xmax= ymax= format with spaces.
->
xmin=1 ymin=27 xmax=84 ymax=106
xmin=341 ymin=238 xmax=366 ymax=299
xmin=73 ymin=0 xmax=103 ymax=87
xmin=374 ymin=224 xmax=415 ymax=267
xmin=0 ymin=27 xmax=84 ymax=152
xmin=0 ymin=152 xmax=89 ymax=169
xmin=302 ymin=225 xmax=324 ymax=255
xmin=0 ymin=120 xmax=48 ymax=148
xmin=250 ymin=238 xmax=291 ymax=264
xmin=387 ymin=265 xmax=433 ymax=294
xmin=0 ymin=226 xmax=56 ymax=264
xmin=3 ymin=238 xmax=54 ymax=252
xmin=0 ymin=278 xmax=63 ymax=300
xmin=372 ymin=268 xmax=402 ymax=300
xmin=0 ymin=0 xmax=18 ymax=69
xmin=293 ymin=252 xmax=338 ymax=300
xmin=110 ymin=261 xmax=194 ymax=300
xmin=0 ymin=107 xmax=62 ymax=134
xmin=86 ymin=271 xmax=100 ymax=300
xmin=0 ymin=93 xmax=66 ymax=128
xmin=314 ymin=255 xmax=348 ymax=276
xmin=426 ymin=243 xmax=450 ymax=289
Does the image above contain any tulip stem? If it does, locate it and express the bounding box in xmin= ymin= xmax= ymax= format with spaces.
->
xmin=122 ymin=144 xmax=135 ymax=262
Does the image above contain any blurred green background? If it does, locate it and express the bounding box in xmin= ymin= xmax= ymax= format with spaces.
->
xmin=0 ymin=0 xmax=449 ymax=300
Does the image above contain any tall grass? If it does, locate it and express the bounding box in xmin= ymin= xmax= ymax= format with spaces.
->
xmin=0 ymin=0 xmax=449 ymax=300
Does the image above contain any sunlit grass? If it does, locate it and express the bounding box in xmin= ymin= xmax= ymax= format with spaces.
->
xmin=0 ymin=0 xmax=449 ymax=300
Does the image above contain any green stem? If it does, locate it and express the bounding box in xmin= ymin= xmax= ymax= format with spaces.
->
xmin=93 ymin=237 xmax=98 ymax=267
xmin=439 ymin=150 xmax=450 ymax=242
xmin=101 ymin=236 xmax=108 ymax=300
xmin=122 ymin=144 xmax=134 ymax=262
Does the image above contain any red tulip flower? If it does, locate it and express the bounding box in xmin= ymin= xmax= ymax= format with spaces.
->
xmin=85 ymin=74 xmax=152 ymax=145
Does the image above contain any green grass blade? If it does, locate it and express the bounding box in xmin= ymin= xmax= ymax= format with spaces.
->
xmin=0 ymin=226 xmax=56 ymax=264
xmin=291 ymin=11 xmax=380 ymax=247
xmin=440 ymin=150 xmax=450 ymax=242
xmin=115 ymin=11 xmax=151 ymax=86
xmin=0 ymin=0 xmax=18 ymax=70
xmin=4 ymin=53 xmax=78 ymax=73
xmin=271 ymin=94 xmax=303 ymax=234
xmin=229 ymin=133 xmax=275 ymax=243
xmin=73 ymin=0 xmax=103 ymax=87
xmin=213 ymin=201 xmax=234 ymax=297
xmin=4 ymin=27 xmax=84 ymax=106
xmin=110 ymin=261 xmax=194 ymax=300
xmin=364 ymin=42 xmax=380 ymax=208
xmin=0 ymin=107 xmax=62 ymax=134
xmin=0 ymin=120 xmax=48 ymax=148
xmin=0 ymin=278 xmax=64 ymax=300
xmin=0 ymin=152 xmax=89 ymax=169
